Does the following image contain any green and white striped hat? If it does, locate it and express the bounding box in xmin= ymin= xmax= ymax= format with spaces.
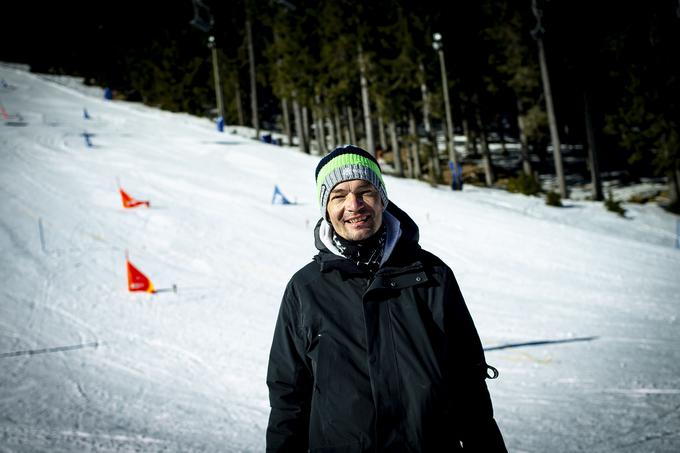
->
xmin=315 ymin=145 xmax=388 ymax=218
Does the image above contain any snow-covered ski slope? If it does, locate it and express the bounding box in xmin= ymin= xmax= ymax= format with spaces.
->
xmin=1 ymin=63 xmax=679 ymax=452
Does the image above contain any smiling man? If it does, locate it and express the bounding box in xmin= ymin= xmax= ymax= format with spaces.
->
xmin=327 ymin=179 xmax=383 ymax=242
xmin=266 ymin=145 xmax=506 ymax=452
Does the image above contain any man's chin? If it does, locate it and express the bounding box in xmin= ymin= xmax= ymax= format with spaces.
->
xmin=343 ymin=226 xmax=376 ymax=241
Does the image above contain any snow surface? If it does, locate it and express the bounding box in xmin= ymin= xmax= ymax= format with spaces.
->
xmin=1 ymin=62 xmax=680 ymax=452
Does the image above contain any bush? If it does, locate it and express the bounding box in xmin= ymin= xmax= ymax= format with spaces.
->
xmin=627 ymin=190 xmax=661 ymax=204
xmin=605 ymin=190 xmax=626 ymax=217
xmin=507 ymin=172 xmax=542 ymax=196
xmin=545 ymin=190 xmax=562 ymax=207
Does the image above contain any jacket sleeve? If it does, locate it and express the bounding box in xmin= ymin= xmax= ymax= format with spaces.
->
xmin=266 ymin=282 xmax=313 ymax=452
xmin=443 ymin=267 xmax=508 ymax=452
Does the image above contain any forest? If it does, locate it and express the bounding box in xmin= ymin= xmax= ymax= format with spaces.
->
xmin=4 ymin=0 xmax=679 ymax=210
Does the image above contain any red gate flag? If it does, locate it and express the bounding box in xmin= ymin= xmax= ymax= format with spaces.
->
xmin=126 ymin=254 xmax=155 ymax=293
xmin=119 ymin=188 xmax=150 ymax=209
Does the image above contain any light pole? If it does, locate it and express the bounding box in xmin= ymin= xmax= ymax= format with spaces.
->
xmin=208 ymin=36 xmax=226 ymax=129
xmin=432 ymin=33 xmax=460 ymax=189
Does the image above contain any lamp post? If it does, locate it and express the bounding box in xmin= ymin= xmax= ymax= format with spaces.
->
xmin=433 ymin=33 xmax=460 ymax=189
xmin=208 ymin=35 xmax=226 ymax=129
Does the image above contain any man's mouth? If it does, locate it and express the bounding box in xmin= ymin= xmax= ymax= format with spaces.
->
xmin=345 ymin=215 xmax=370 ymax=225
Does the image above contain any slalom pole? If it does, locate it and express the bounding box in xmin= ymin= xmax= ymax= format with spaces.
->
xmin=38 ymin=218 xmax=47 ymax=254
xmin=154 ymin=284 xmax=178 ymax=294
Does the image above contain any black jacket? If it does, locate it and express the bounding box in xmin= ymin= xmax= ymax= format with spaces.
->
xmin=266 ymin=202 xmax=506 ymax=452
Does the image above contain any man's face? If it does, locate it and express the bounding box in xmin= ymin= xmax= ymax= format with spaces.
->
xmin=327 ymin=179 xmax=383 ymax=241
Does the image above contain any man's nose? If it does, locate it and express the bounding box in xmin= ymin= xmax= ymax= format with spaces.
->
xmin=345 ymin=192 xmax=364 ymax=210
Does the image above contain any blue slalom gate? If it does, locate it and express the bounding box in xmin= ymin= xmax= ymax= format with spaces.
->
xmin=272 ymin=185 xmax=293 ymax=205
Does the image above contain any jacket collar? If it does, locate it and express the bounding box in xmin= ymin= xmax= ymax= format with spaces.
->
xmin=314 ymin=201 xmax=420 ymax=273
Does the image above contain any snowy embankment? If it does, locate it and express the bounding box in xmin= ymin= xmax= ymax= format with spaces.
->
xmin=1 ymin=62 xmax=679 ymax=452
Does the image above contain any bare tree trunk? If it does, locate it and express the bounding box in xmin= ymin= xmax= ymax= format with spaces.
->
xmin=420 ymin=62 xmax=441 ymax=182
xmin=246 ymin=19 xmax=259 ymax=140
xmin=516 ymin=99 xmax=533 ymax=176
xmin=347 ymin=105 xmax=357 ymax=145
xmin=302 ymin=105 xmax=311 ymax=153
xmin=358 ymin=45 xmax=375 ymax=156
xmin=583 ymin=92 xmax=603 ymax=201
xmin=670 ymin=167 xmax=680 ymax=207
xmin=497 ymin=114 xmax=508 ymax=155
xmin=326 ymin=104 xmax=336 ymax=150
xmin=379 ymin=116 xmax=388 ymax=153
xmin=537 ymin=38 xmax=567 ymax=198
xmin=376 ymin=105 xmax=387 ymax=153
xmin=311 ymin=106 xmax=322 ymax=155
xmin=388 ymin=119 xmax=403 ymax=177
xmin=420 ymin=62 xmax=432 ymax=136
xmin=462 ymin=117 xmax=474 ymax=155
xmin=326 ymin=115 xmax=335 ymax=150
xmin=313 ymin=95 xmax=327 ymax=154
xmin=334 ymin=107 xmax=343 ymax=147
xmin=293 ymin=97 xmax=307 ymax=153
xmin=476 ymin=108 xmax=495 ymax=186
xmin=518 ymin=114 xmax=533 ymax=176
xmin=293 ymin=95 xmax=308 ymax=153
xmin=403 ymin=119 xmax=413 ymax=178
xmin=282 ymin=97 xmax=292 ymax=146
xmin=234 ymin=78 xmax=244 ymax=126
xmin=409 ymin=113 xmax=421 ymax=179
xmin=532 ymin=0 xmax=566 ymax=198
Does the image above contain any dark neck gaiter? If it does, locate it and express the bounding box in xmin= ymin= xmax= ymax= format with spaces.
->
xmin=332 ymin=224 xmax=387 ymax=275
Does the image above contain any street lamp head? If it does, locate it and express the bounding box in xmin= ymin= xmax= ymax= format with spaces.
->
xmin=432 ymin=32 xmax=442 ymax=51
xmin=208 ymin=35 xmax=215 ymax=48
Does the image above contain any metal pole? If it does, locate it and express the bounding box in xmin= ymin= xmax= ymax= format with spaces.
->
xmin=208 ymin=36 xmax=226 ymax=125
xmin=433 ymin=34 xmax=459 ymax=171
xmin=38 ymin=218 xmax=47 ymax=254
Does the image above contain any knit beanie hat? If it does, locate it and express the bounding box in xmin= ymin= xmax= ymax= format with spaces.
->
xmin=315 ymin=145 xmax=388 ymax=218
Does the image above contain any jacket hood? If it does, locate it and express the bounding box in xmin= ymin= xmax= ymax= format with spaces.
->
xmin=313 ymin=201 xmax=420 ymax=271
